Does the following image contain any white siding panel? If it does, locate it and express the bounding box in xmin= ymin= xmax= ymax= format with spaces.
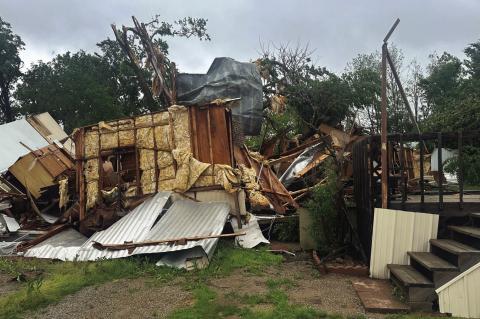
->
xmin=370 ymin=208 xmax=439 ymax=279
xmin=437 ymin=262 xmax=480 ymax=318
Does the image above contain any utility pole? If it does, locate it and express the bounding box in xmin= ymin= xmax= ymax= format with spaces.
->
xmin=381 ymin=18 xmax=400 ymax=209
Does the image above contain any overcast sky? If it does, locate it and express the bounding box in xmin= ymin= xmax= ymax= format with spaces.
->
xmin=1 ymin=0 xmax=479 ymax=74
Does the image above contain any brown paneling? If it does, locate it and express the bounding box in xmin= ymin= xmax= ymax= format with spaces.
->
xmin=190 ymin=105 xmax=233 ymax=166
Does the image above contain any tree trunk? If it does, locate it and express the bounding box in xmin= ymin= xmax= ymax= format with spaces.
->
xmin=0 ymin=82 xmax=14 ymax=123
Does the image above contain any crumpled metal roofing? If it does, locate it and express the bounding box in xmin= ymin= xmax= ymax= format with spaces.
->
xmin=0 ymin=118 xmax=49 ymax=172
xmin=24 ymin=228 xmax=88 ymax=261
xmin=279 ymin=143 xmax=324 ymax=187
xmin=133 ymin=200 xmax=230 ymax=258
xmin=76 ymin=192 xmax=172 ymax=261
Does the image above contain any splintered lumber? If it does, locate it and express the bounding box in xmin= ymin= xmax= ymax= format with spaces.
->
xmin=294 ymin=153 xmax=330 ymax=177
xmin=289 ymin=178 xmax=327 ymax=196
xmin=93 ymin=231 xmax=246 ymax=251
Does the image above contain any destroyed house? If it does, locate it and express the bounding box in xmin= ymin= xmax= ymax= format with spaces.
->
xmin=73 ymin=101 xmax=297 ymax=232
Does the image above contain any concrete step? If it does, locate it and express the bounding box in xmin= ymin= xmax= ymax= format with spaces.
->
xmin=387 ymin=264 xmax=435 ymax=311
xmin=430 ymin=239 xmax=480 ymax=271
xmin=408 ymin=252 xmax=459 ymax=287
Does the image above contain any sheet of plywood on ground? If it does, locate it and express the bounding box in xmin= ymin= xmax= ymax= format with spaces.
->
xmin=352 ymin=279 xmax=410 ymax=313
xmin=234 ymin=145 xmax=298 ymax=213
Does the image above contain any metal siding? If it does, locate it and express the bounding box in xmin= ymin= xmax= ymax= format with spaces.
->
xmin=0 ymin=118 xmax=49 ymax=172
xmin=76 ymin=192 xmax=171 ymax=261
xmin=437 ymin=261 xmax=480 ymax=318
xmin=133 ymin=200 xmax=230 ymax=258
xmin=370 ymin=208 xmax=439 ymax=279
xmin=24 ymin=228 xmax=88 ymax=261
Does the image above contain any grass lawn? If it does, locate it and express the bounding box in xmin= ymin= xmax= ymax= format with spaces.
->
xmin=0 ymin=241 xmax=451 ymax=319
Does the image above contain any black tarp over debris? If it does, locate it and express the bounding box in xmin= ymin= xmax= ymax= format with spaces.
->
xmin=176 ymin=57 xmax=263 ymax=136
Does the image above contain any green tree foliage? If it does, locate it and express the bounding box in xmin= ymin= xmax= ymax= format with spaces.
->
xmin=306 ymin=158 xmax=341 ymax=254
xmin=257 ymin=44 xmax=350 ymax=139
xmin=0 ymin=17 xmax=24 ymax=123
xmin=343 ymin=46 xmax=415 ymax=134
xmin=420 ymin=43 xmax=480 ymax=132
xmin=16 ymin=51 xmax=119 ymax=133
xmin=15 ymin=16 xmax=209 ymax=132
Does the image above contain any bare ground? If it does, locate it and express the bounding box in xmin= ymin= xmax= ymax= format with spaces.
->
xmin=26 ymin=257 xmax=379 ymax=319
xmin=29 ymin=277 xmax=193 ymax=319
xmin=210 ymin=259 xmax=368 ymax=318
xmin=0 ymin=273 xmax=20 ymax=297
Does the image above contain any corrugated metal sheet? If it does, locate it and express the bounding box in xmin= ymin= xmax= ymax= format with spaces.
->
xmin=133 ymin=200 xmax=230 ymax=258
xmin=0 ymin=118 xmax=49 ymax=172
xmin=76 ymin=192 xmax=171 ymax=261
xmin=24 ymin=228 xmax=88 ymax=261
xmin=0 ymin=214 xmax=20 ymax=232
xmin=370 ymin=208 xmax=439 ymax=279
xmin=437 ymin=261 xmax=480 ymax=318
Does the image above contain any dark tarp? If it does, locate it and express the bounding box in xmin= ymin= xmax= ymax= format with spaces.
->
xmin=176 ymin=57 xmax=263 ymax=136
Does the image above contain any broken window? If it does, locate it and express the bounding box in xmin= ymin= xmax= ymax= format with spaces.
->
xmin=100 ymin=148 xmax=137 ymax=189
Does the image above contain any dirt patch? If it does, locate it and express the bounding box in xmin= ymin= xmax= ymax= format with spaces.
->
xmin=0 ymin=273 xmax=21 ymax=296
xmin=30 ymin=278 xmax=193 ymax=319
xmin=210 ymin=259 xmax=369 ymax=318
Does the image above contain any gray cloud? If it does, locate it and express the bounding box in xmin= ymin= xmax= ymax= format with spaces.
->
xmin=1 ymin=0 xmax=479 ymax=74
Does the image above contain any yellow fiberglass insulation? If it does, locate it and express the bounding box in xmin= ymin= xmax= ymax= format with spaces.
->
xmin=154 ymin=125 xmax=172 ymax=151
xmin=157 ymin=178 xmax=175 ymax=191
xmin=58 ymin=178 xmax=69 ymax=209
xmin=84 ymin=159 xmax=99 ymax=182
xmin=238 ymin=164 xmax=271 ymax=208
xmin=84 ymin=131 xmax=99 ymax=158
xmin=86 ymin=181 xmax=99 ymax=209
xmin=172 ymin=148 xmax=210 ymax=192
xmin=136 ymin=127 xmax=154 ymax=149
xmin=214 ymin=164 xmax=240 ymax=193
xmin=119 ymin=129 xmax=135 ymax=147
xmin=159 ymin=165 xmax=175 ymax=181
xmin=153 ymin=112 xmax=170 ymax=125
xmin=140 ymin=169 xmax=156 ymax=194
xmin=100 ymin=130 xmax=119 ymax=150
xmin=139 ymin=149 xmax=155 ymax=170
xmin=135 ymin=114 xmax=153 ymax=126
xmin=157 ymin=151 xmax=174 ymax=168
xmin=169 ymin=105 xmax=191 ymax=150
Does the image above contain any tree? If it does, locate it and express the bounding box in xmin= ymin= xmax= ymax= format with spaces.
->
xmin=15 ymin=51 xmax=119 ymax=132
xmin=16 ymin=15 xmax=210 ymax=132
xmin=0 ymin=17 xmax=24 ymax=123
xmin=343 ymin=46 xmax=414 ymax=134
xmin=257 ymin=43 xmax=350 ymax=139
xmin=343 ymin=53 xmax=381 ymax=134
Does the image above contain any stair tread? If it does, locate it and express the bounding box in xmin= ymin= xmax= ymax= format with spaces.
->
xmin=430 ymin=239 xmax=480 ymax=255
xmin=387 ymin=264 xmax=434 ymax=287
xmin=408 ymin=252 xmax=458 ymax=271
xmin=449 ymin=225 xmax=480 ymax=239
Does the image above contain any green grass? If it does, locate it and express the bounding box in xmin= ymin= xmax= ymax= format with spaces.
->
xmin=0 ymin=243 xmax=450 ymax=319
xmin=0 ymin=241 xmax=282 ymax=319
xmin=168 ymin=282 xmax=331 ymax=319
